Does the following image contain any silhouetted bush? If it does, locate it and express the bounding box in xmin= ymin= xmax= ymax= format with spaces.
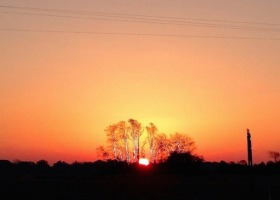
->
xmin=164 ymin=152 xmax=204 ymax=174
xmin=0 ymin=160 xmax=13 ymax=176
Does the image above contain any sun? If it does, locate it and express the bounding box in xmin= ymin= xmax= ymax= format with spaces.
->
xmin=138 ymin=158 xmax=149 ymax=166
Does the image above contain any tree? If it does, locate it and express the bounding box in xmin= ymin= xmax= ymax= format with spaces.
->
xmin=96 ymin=145 xmax=110 ymax=160
xmin=146 ymin=122 xmax=158 ymax=162
xmin=153 ymin=133 xmax=170 ymax=163
xmin=169 ymin=132 xmax=196 ymax=153
xmin=268 ymin=151 xmax=280 ymax=162
xmin=36 ymin=160 xmax=50 ymax=168
xmin=105 ymin=124 xmax=119 ymax=160
xmin=128 ymin=119 xmax=143 ymax=162
xmin=153 ymin=132 xmax=196 ymax=163
xmin=140 ymin=140 xmax=147 ymax=158
xmin=117 ymin=121 xmax=131 ymax=162
xmin=238 ymin=160 xmax=247 ymax=166
xmin=167 ymin=151 xmax=204 ymax=165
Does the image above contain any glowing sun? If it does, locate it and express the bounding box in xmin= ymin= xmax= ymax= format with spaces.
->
xmin=139 ymin=158 xmax=149 ymax=166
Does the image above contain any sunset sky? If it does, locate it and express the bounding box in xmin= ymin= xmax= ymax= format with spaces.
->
xmin=1 ymin=1 xmax=280 ymax=165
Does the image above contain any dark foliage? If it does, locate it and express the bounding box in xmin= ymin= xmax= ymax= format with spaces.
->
xmin=0 ymin=157 xmax=280 ymax=200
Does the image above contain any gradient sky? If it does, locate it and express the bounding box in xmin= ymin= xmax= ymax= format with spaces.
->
xmin=1 ymin=1 xmax=280 ymax=165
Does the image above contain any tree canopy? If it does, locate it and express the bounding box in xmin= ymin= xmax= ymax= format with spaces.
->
xmin=96 ymin=119 xmax=197 ymax=163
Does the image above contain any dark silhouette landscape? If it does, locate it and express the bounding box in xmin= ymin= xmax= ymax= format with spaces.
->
xmin=1 ymin=152 xmax=280 ymax=200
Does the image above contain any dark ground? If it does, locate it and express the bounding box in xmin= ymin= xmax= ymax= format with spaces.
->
xmin=1 ymin=158 xmax=280 ymax=199
xmin=1 ymin=171 xmax=280 ymax=199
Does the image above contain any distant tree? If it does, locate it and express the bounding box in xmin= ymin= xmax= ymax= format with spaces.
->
xmin=128 ymin=119 xmax=143 ymax=162
xmin=0 ymin=160 xmax=12 ymax=167
xmin=140 ymin=139 xmax=147 ymax=158
xmin=238 ymin=160 xmax=247 ymax=166
xmin=105 ymin=124 xmax=119 ymax=159
xmin=53 ymin=161 xmax=69 ymax=170
xmin=153 ymin=132 xmax=197 ymax=163
xmin=167 ymin=151 xmax=204 ymax=164
xmin=146 ymin=122 xmax=158 ymax=162
xmin=96 ymin=145 xmax=110 ymax=160
xmin=169 ymin=132 xmax=196 ymax=153
xmin=268 ymin=151 xmax=280 ymax=162
xmin=154 ymin=133 xmax=170 ymax=163
xmin=229 ymin=161 xmax=236 ymax=166
xmin=36 ymin=160 xmax=50 ymax=168
xmin=117 ymin=121 xmax=131 ymax=162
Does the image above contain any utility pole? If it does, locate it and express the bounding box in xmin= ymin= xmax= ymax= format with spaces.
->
xmin=247 ymin=129 xmax=255 ymax=200
xmin=247 ymin=129 xmax=253 ymax=167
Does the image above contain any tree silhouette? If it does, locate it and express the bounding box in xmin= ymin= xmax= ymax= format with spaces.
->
xmin=154 ymin=133 xmax=170 ymax=162
xmin=146 ymin=122 xmax=158 ymax=162
xmin=96 ymin=145 xmax=110 ymax=160
xmin=117 ymin=121 xmax=131 ymax=162
xmin=36 ymin=160 xmax=50 ymax=170
xmin=238 ymin=160 xmax=247 ymax=165
xmin=152 ymin=132 xmax=196 ymax=163
xmin=169 ymin=132 xmax=196 ymax=153
xmin=105 ymin=124 xmax=119 ymax=159
xmin=128 ymin=119 xmax=143 ymax=162
xmin=268 ymin=151 xmax=280 ymax=162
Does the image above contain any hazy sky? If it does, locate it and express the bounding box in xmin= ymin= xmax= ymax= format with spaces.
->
xmin=1 ymin=1 xmax=280 ymax=165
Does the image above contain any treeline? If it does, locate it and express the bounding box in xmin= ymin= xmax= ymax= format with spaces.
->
xmin=1 ymin=153 xmax=280 ymax=177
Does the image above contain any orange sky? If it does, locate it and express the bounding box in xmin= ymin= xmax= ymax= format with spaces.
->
xmin=1 ymin=1 xmax=280 ymax=165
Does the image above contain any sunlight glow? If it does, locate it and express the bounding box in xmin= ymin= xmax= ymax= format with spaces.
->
xmin=139 ymin=158 xmax=149 ymax=166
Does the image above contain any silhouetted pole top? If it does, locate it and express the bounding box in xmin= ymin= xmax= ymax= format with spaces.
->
xmin=247 ymin=129 xmax=253 ymax=167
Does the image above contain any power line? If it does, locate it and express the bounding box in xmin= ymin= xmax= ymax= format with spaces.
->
xmin=1 ymin=4 xmax=279 ymax=39
xmin=1 ymin=11 xmax=280 ymax=33
xmin=0 ymin=28 xmax=279 ymax=40
xmin=0 ymin=4 xmax=279 ymax=27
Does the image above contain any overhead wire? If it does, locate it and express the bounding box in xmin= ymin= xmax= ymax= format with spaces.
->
xmin=0 ymin=28 xmax=279 ymax=40
xmin=0 ymin=4 xmax=279 ymax=27
xmin=1 ymin=10 xmax=280 ymax=32
xmin=0 ymin=4 xmax=279 ymax=40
